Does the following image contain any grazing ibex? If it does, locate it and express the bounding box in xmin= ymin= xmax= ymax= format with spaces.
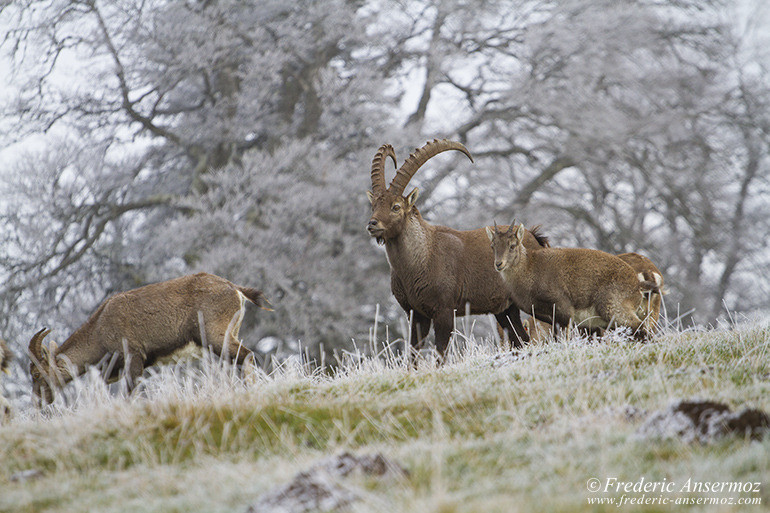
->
xmin=617 ymin=253 xmax=664 ymax=332
xmin=1 ymin=339 xmax=11 ymax=422
xmin=28 ymin=272 xmax=268 ymax=406
xmin=516 ymin=254 xmax=665 ymax=339
xmin=487 ymin=223 xmax=659 ymax=341
xmin=366 ymin=139 xmax=549 ymax=355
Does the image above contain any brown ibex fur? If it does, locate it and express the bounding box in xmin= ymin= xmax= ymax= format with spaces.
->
xmin=28 ymin=272 xmax=268 ymax=406
xmin=366 ymin=139 xmax=549 ymax=355
xmin=511 ymin=254 xmax=665 ymax=339
xmin=617 ymin=252 xmax=664 ymax=332
xmin=1 ymin=338 xmax=12 ymax=422
xmin=487 ymin=223 xmax=659 ymax=341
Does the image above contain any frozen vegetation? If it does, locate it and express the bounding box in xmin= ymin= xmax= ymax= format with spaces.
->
xmin=1 ymin=320 xmax=768 ymax=512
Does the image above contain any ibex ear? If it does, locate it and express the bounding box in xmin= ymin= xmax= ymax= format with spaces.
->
xmin=406 ymin=187 xmax=419 ymax=208
xmin=485 ymin=226 xmax=494 ymax=242
xmin=366 ymin=190 xmax=374 ymax=204
xmin=515 ymin=224 xmax=525 ymax=241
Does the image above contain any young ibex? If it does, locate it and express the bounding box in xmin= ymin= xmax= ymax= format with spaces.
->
xmin=486 ymin=223 xmax=659 ymax=341
xmin=1 ymin=338 xmax=11 ymax=422
xmin=516 ymin=254 xmax=665 ymax=338
xmin=617 ymin=252 xmax=665 ymax=332
xmin=28 ymin=272 xmax=268 ymax=406
xmin=367 ymin=139 xmax=549 ymax=355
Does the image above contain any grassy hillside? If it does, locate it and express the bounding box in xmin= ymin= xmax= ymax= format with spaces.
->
xmin=1 ymin=322 xmax=768 ymax=512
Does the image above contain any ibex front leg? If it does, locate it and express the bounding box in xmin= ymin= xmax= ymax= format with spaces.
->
xmin=409 ymin=311 xmax=432 ymax=351
xmin=495 ymin=305 xmax=529 ymax=350
xmin=433 ymin=309 xmax=455 ymax=360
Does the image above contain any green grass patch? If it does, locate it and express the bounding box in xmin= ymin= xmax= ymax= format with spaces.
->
xmin=1 ymin=322 xmax=769 ymax=512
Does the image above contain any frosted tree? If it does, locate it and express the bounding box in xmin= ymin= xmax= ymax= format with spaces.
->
xmin=368 ymin=0 xmax=770 ymax=324
xmin=0 ymin=0 xmax=394 ymax=354
xmin=2 ymin=0 xmax=769 ymax=367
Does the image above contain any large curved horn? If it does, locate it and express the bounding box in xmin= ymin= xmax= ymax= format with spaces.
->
xmin=370 ymin=144 xmax=397 ymax=197
xmin=0 ymin=338 xmax=11 ymax=374
xmin=389 ymin=139 xmax=474 ymax=196
xmin=28 ymin=327 xmax=51 ymax=362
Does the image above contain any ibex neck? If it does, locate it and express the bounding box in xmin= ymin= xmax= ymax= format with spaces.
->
xmin=385 ymin=215 xmax=432 ymax=272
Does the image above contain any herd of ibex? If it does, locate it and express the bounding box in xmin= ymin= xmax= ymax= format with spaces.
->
xmin=367 ymin=139 xmax=664 ymax=357
xmin=0 ymin=138 xmax=664 ymax=417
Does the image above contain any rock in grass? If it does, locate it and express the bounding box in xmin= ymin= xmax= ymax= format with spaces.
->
xmin=636 ymin=399 xmax=770 ymax=444
xmin=246 ymin=452 xmax=408 ymax=513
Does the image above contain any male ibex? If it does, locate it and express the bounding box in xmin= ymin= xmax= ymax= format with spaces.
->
xmin=1 ymin=339 xmax=12 ymax=422
xmin=487 ymin=223 xmax=659 ymax=341
xmin=366 ymin=139 xmax=549 ymax=355
xmin=28 ymin=272 xmax=268 ymax=406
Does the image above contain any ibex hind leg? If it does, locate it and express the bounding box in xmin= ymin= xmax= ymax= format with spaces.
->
xmin=201 ymin=309 xmax=254 ymax=366
xmin=602 ymin=300 xmax=650 ymax=342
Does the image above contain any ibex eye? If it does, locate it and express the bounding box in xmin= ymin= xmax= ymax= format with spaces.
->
xmin=392 ymin=204 xmax=401 ymax=211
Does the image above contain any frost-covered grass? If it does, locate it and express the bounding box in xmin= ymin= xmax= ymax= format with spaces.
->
xmin=1 ymin=321 xmax=769 ymax=512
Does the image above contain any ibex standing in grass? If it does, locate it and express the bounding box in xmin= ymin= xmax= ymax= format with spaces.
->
xmin=366 ymin=139 xmax=549 ymax=355
xmin=1 ymin=339 xmax=12 ymax=422
xmin=487 ymin=223 xmax=659 ymax=341
xmin=520 ymin=254 xmax=665 ymax=339
xmin=28 ymin=272 xmax=268 ymax=406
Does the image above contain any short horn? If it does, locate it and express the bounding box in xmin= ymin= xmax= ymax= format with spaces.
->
xmin=370 ymin=144 xmax=397 ymax=197
xmin=389 ymin=139 xmax=473 ymax=196
xmin=507 ymin=218 xmax=517 ymax=234
xmin=28 ymin=327 xmax=51 ymax=362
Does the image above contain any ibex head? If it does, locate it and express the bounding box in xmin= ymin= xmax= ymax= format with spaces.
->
xmin=486 ymin=221 xmax=526 ymax=272
xmin=28 ymin=327 xmax=57 ymax=406
xmin=366 ymin=139 xmax=473 ymax=244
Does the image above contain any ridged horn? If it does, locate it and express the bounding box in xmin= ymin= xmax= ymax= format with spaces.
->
xmin=28 ymin=327 xmax=51 ymax=362
xmin=389 ymin=139 xmax=474 ymax=196
xmin=0 ymin=339 xmax=11 ymax=375
xmin=370 ymin=144 xmax=397 ymax=197
xmin=508 ymin=218 xmax=517 ymax=234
